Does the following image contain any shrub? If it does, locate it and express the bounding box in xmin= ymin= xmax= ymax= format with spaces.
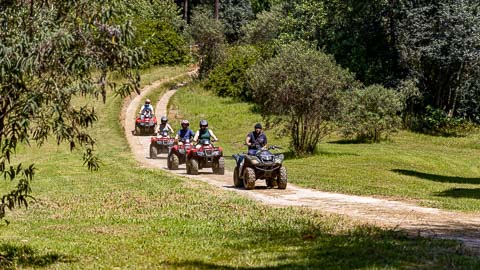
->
xmin=248 ymin=42 xmax=356 ymax=155
xmin=135 ymin=20 xmax=189 ymax=66
xmin=204 ymin=45 xmax=260 ymax=101
xmin=339 ymin=85 xmax=403 ymax=142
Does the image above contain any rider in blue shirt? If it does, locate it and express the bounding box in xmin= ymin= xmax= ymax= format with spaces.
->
xmin=175 ymin=120 xmax=195 ymax=143
xmin=246 ymin=123 xmax=267 ymax=155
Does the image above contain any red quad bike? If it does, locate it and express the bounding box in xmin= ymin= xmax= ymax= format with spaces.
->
xmin=186 ymin=139 xmax=224 ymax=175
xmin=167 ymin=139 xmax=193 ymax=170
xmin=135 ymin=111 xmax=157 ymax=135
xmin=232 ymin=145 xmax=287 ymax=190
xmin=149 ymin=130 xmax=174 ymax=159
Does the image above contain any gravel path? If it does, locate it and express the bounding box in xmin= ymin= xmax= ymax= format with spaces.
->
xmin=121 ymin=72 xmax=480 ymax=252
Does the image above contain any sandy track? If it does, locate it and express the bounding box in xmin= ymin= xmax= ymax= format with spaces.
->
xmin=122 ymin=72 xmax=480 ymax=252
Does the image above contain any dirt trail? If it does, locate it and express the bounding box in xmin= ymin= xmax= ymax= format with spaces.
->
xmin=122 ymin=73 xmax=480 ymax=252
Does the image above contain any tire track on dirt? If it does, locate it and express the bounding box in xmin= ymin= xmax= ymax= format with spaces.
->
xmin=122 ymin=72 xmax=480 ymax=252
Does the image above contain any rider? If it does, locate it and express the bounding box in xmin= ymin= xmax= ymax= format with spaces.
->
xmin=157 ymin=116 xmax=174 ymax=135
xmin=245 ymin=123 xmax=267 ymax=155
xmin=139 ymin=99 xmax=154 ymax=119
xmin=193 ymin=120 xmax=218 ymax=147
xmin=175 ymin=120 xmax=195 ymax=143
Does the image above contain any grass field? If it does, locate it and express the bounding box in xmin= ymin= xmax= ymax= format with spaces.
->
xmin=169 ymin=83 xmax=480 ymax=212
xmin=0 ymin=69 xmax=479 ymax=269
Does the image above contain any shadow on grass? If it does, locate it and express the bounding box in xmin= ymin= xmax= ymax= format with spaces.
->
xmin=392 ymin=169 xmax=480 ymax=184
xmin=435 ymin=188 xmax=480 ymax=199
xmin=0 ymin=243 xmax=73 ymax=268
xmin=162 ymin=226 xmax=478 ymax=269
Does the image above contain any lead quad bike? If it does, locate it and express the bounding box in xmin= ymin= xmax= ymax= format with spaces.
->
xmin=186 ymin=139 xmax=224 ymax=175
xmin=135 ymin=111 xmax=157 ymax=135
xmin=167 ymin=139 xmax=193 ymax=170
xmin=232 ymin=145 xmax=287 ymax=190
xmin=149 ymin=130 xmax=174 ymax=159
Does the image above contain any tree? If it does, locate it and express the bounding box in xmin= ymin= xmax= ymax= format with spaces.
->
xmin=248 ymin=42 xmax=356 ymax=155
xmin=219 ymin=0 xmax=254 ymax=42
xmin=188 ymin=8 xmax=226 ymax=79
xmin=396 ymin=0 xmax=480 ymax=119
xmin=129 ymin=0 xmax=189 ymax=66
xmin=0 ymin=0 xmax=142 ymax=221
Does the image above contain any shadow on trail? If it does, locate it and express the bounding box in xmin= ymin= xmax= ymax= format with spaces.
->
xmin=0 ymin=243 xmax=73 ymax=268
xmin=392 ymin=169 xmax=480 ymax=184
xmin=435 ymin=188 xmax=480 ymax=199
xmin=160 ymin=226 xmax=478 ymax=269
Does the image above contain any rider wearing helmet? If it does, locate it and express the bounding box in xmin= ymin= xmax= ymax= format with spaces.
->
xmin=139 ymin=99 xmax=154 ymax=119
xmin=193 ymin=120 xmax=218 ymax=144
xmin=245 ymin=123 xmax=267 ymax=155
xmin=175 ymin=120 xmax=195 ymax=143
xmin=157 ymin=116 xmax=174 ymax=134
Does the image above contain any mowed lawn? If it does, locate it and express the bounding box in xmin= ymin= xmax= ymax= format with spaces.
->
xmin=0 ymin=69 xmax=479 ymax=269
xmin=169 ymin=83 xmax=480 ymax=212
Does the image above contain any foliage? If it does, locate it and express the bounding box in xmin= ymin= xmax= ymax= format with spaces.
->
xmin=188 ymin=7 xmax=226 ymax=79
xmin=134 ymin=20 xmax=189 ymax=66
xmin=338 ymin=85 xmax=403 ymax=142
xmin=248 ymin=42 xmax=355 ymax=155
xmin=396 ymin=0 xmax=480 ymax=120
xmin=219 ymin=0 xmax=254 ymax=43
xmin=204 ymin=45 xmax=260 ymax=101
xmin=128 ymin=0 xmax=189 ymax=66
xmin=241 ymin=5 xmax=283 ymax=46
xmin=0 ymin=0 xmax=141 ymax=221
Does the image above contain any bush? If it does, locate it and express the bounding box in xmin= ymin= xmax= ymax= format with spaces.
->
xmin=135 ymin=20 xmax=189 ymax=66
xmin=339 ymin=85 xmax=403 ymax=142
xmin=248 ymin=42 xmax=356 ymax=155
xmin=411 ymin=106 xmax=474 ymax=136
xmin=204 ymin=45 xmax=260 ymax=101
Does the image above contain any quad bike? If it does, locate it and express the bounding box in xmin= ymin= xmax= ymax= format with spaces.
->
xmin=186 ymin=139 xmax=224 ymax=175
xmin=135 ymin=111 xmax=157 ymax=135
xmin=232 ymin=145 xmax=287 ymax=190
xmin=149 ymin=130 xmax=174 ymax=159
xmin=167 ymin=139 xmax=193 ymax=170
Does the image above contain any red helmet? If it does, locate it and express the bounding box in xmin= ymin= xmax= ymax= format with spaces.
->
xmin=181 ymin=119 xmax=189 ymax=126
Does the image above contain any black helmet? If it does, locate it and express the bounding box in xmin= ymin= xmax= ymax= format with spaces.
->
xmin=200 ymin=119 xmax=208 ymax=127
xmin=254 ymin=123 xmax=262 ymax=129
xmin=161 ymin=116 xmax=168 ymax=123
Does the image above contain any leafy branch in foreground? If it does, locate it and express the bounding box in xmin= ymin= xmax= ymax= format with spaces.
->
xmin=0 ymin=0 xmax=142 ymax=221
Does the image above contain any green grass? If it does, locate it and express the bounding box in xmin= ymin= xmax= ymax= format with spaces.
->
xmin=169 ymin=83 xmax=480 ymax=212
xmin=0 ymin=71 xmax=479 ymax=269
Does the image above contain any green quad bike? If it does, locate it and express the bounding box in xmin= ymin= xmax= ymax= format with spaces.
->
xmin=232 ymin=145 xmax=287 ymax=190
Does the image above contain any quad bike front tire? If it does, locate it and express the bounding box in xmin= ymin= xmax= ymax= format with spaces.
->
xmin=277 ymin=167 xmax=287 ymax=189
xmin=233 ymin=167 xmax=243 ymax=188
xmin=170 ymin=154 xmax=179 ymax=170
xmin=214 ymin=157 xmax=225 ymax=175
xmin=150 ymin=145 xmax=158 ymax=159
xmin=189 ymin=159 xmax=199 ymax=175
xmin=243 ymin=167 xmax=256 ymax=190
xmin=135 ymin=126 xmax=141 ymax=135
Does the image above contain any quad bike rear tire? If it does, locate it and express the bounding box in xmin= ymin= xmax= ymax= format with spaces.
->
xmin=277 ymin=167 xmax=287 ymax=189
xmin=135 ymin=126 xmax=141 ymax=135
xmin=214 ymin=157 xmax=225 ymax=175
xmin=170 ymin=154 xmax=179 ymax=170
xmin=150 ymin=145 xmax=158 ymax=159
xmin=233 ymin=167 xmax=243 ymax=188
xmin=189 ymin=159 xmax=199 ymax=175
xmin=243 ymin=167 xmax=256 ymax=190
